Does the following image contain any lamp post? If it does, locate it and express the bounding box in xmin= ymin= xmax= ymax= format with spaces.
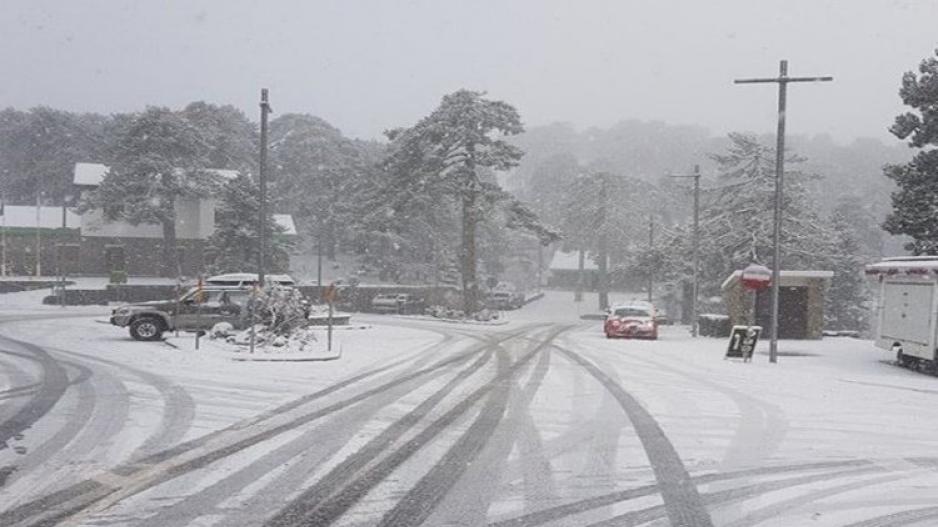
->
xmin=734 ymin=60 xmax=832 ymax=363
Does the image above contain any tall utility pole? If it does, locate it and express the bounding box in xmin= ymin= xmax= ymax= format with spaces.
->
xmin=735 ymin=60 xmax=832 ymax=363
xmin=669 ymin=165 xmax=701 ymax=337
xmin=257 ymin=88 xmax=272 ymax=285
xmin=251 ymin=88 xmax=273 ymax=355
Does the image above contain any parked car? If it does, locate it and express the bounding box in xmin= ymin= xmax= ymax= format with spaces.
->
xmin=485 ymin=290 xmax=526 ymax=310
xmin=110 ymin=286 xmax=255 ymax=341
xmin=604 ymin=303 xmax=659 ymax=339
xmin=371 ymin=293 xmax=423 ymax=314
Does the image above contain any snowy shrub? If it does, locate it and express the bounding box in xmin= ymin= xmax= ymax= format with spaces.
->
xmin=211 ymin=322 xmax=234 ymax=339
xmin=238 ymin=286 xmax=310 ymax=336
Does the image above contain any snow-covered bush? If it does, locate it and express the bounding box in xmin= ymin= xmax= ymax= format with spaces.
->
xmin=210 ymin=322 xmax=234 ymax=339
xmin=237 ymin=286 xmax=309 ymax=336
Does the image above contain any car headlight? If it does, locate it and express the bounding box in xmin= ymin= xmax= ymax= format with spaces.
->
xmin=113 ymin=306 xmax=134 ymax=316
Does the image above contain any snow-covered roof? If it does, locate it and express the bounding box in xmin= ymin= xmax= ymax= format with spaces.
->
xmin=549 ymin=250 xmax=598 ymax=271
xmin=865 ymin=258 xmax=938 ymax=278
xmin=722 ymin=269 xmax=833 ymax=290
xmin=0 ymin=205 xmax=81 ymax=229
xmin=73 ymin=162 xmax=239 ymax=187
xmin=273 ymin=214 xmax=297 ymax=236
xmin=74 ymin=162 xmax=109 ymax=186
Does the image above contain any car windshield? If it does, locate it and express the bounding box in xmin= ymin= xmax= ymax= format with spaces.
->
xmin=613 ymin=307 xmax=651 ymax=317
xmin=3 ymin=3 xmax=927 ymax=526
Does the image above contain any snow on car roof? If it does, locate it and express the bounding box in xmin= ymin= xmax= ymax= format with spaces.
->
xmin=207 ymin=273 xmax=295 ymax=284
xmin=273 ymin=214 xmax=297 ymax=235
xmin=611 ymin=302 xmax=653 ymax=311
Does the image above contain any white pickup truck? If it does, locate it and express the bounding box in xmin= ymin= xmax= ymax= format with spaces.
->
xmin=866 ymin=256 xmax=938 ymax=370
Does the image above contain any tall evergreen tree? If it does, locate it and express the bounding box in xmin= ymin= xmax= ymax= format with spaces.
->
xmin=380 ymin=90 xmax=529 ymax=313
xmin=82 ymin=107 xmax=217 ymax=276
xmin=206 ymin=173 xmax=290 ymax=274
xmin=883 ymin=49 xmax=938 ymax=254
xmin=268 ymin=114 xmax=365 ymax=260
xmin=696 ymin=133 xmax=833 ymax=291
xmin=825 ymin=202 xmax=870 ymax=331
xmin=558 ymin=171 xmax=658 ymax=308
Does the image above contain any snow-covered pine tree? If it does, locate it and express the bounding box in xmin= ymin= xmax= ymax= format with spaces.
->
xmin=825 ymin=202 xmax=871 ymax=332
xmin=206 ymin=172 xmax=291 ymax=274
xmin=883 ymin=49 xmax=938 ymax=254
xmin=379 ymin=90 xmax=528 ymax=313
xmin=82 ymin=107 xmax=218 ymax=276
xmin=268 ymin=113 xmax=366 ymax=261
xmin=558 ymin=171 xmax=660 ymax=308
xmin=698 ymin=133 xmax=834 ymax=289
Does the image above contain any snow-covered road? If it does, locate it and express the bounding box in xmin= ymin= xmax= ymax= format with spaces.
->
xmin=1 ymin=290 xmax=937 ymax=526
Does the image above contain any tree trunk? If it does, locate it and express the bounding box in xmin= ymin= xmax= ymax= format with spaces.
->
xmin=326 ymin=218 xmax=337 ymax=260
xmin=461 ymin=191 xmax=479 ymax=314
xmin=575 ymin=248 xmax=585 ymax=301
xmin=162 ymin=219 xmax=178 ymax=278
xmin=597 ymin=174 xmax=609 ymax=311
xmin=597 ymin=234 xmax=609 ymax=311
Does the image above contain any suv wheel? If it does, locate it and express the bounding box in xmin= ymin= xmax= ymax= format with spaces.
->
xmin=130 ymin=316 xmax=164 ymax=341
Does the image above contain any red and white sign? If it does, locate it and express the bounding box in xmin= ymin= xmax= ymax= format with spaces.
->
xmin=741 ymin=264 xmax=772 ymax=291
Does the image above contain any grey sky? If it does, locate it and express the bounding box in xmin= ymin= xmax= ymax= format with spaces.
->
xmin=3 ymin=0 xmax=936 ymax=143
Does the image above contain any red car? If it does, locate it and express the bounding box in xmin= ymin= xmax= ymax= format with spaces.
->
xmin=604 ymin=304 xmax=658 ymax=339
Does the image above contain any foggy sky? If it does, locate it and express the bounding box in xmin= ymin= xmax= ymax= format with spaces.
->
xmin=3 ymin=0 xmax=936 ymax=144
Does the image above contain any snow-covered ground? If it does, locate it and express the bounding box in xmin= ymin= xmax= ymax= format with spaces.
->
xmin=1 ymin=288 xmax=936 ymax=526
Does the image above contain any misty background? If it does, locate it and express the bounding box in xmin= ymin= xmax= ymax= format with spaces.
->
xmin=3 ymin=0 xmax=937 ymax=331
xmin=3 ymin=0 xmax=937 ymax=143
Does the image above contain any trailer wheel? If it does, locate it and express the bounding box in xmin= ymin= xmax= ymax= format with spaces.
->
xmin=897 ymin=349 xmax=919 ymax=369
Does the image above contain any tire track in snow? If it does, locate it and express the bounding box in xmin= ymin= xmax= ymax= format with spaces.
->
xmin=488 ymin=459 xmax=876 ymax=526
xmin=45 ymin=347 xmax=196 ymax=460
xmin=423 ymin=341 xmax=557 ymax=526
xmin=724 ymin=472 xmax=908 ymax=527
xmin=261 ymin=345 xmax=499 ymax=527
xmin=216 ymin=331 xmax=465 ymax=527
xmin=0 ymin=337 xmax=69 ymax=452
xmin=0 ymin=361 xmax=96 ymax=501
xmin=567 ymin=352 xmax=633 ymax=520
xmin=372 ymin=326 xmax=568 ymax=527
xmin=583 ymin=465 xmax=882 ymax=527
xmin=0 ymin=325 xmax=509 ymax=527
xmin=555 ymin=344 xmax=714 ymax=527
xmin=264 ymin=326 xmax=563 ymax=527
xmin=596 ymin=344 xmax=789 ymax=470
xmin=843 ymin=505 xmax=938 ymax=527
xmin=137 ymin=339 xmax=489 ymax=527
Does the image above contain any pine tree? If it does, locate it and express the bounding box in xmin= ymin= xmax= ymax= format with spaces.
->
xmin=883 ymin=49 xmax=938 ymax=254
xmin=380 ymin=90 xmax=530 ymax=313
xmin=206 ymin=173 xmax=291 ymax=274
xmin=268 ymin=114 xmax=366 ymax=260
xmin=558 ymin=171 xmax=659 ymax=308
xmin=82 ymin=107 xmax=216 ymax=276
xmin=697 ymin=133 xmax=833 ymax=291
xmin=825 ymin=203 xmax=870 ymax=331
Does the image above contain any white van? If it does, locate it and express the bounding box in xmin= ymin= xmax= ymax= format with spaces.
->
xmin=866 ymin=257 xmax=938 ymax=369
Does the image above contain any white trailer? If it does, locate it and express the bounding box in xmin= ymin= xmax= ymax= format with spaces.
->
xmin=866 ymin=257 xmax=938 ymax=369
